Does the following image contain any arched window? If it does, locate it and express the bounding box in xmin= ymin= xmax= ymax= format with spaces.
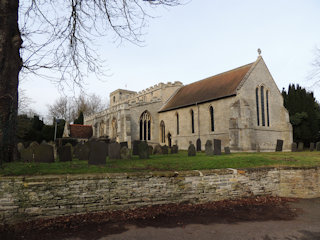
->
xmin=261 ymin=86 xmax=265 ymax=126
xmin=191 ymin=110 xmax=195 ymax=133
xmin=160 ymin=121 xmax=165 ymax=143
xmin=266 ymin=90 xmax=270 ymax=127
xmin=139 ymin=111 xmax=151 ymax=141
xmin=176 ymin=113 xmax=179 ymax=135
xmin=256 ymin=88 xmax=260 ymax=126
xmin=210 ymin=106 xmax=214 ymax=131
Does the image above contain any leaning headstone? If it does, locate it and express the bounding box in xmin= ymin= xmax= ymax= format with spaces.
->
xmin=58 ymin=145 xmax=72 ymax=162
xmin=120 ymin=146 xmax=131 ymax=160
xmin=120 ymin=142 xmax=128 ymax=149
xmin=205 ymin=140 xmax=213 ymax=156
xmin=161 ymin=145 xmax=169 ymax=154
xmin=291 ymin=142 xmax=297 ymax=152
xmin=196 ymin=138 xmax=201 ymax=152
xmin=75 ymin=142 xmax=91 ymax=161
xmin=20 ymin=148 xmax=33 ymax=162
xmin=213 ymin=139 xmax=221 ymax=155
xmin=148 ymin=145 xmax=153 ymax=155
xmin=224 ymin=146 xmax=231 ymax=154
xmin=298 ymin=142 xmax=304 ymax=152
xmin=153 ymin=144 xmax=163 ymax=155
xmin=316 ymin=142 xmax=320 ymax=151
xmin=88 ymin=141 xmax=107 ymax=165
xmin=132 ymin=140 xmax=141 ymax=155
xmin=138 ymin=141 xmax=149 ymax=159
xmin=34 ymin=144 xmax=55 ymax=163
xmin=109 ymin=142 xmax=121 ymax=160
xmin=171 ymin=145 xmax=178 ymax=154
xmin=188 ymin=143 xmax=196 ymax=156
xmin=310 ymin=142 xmax=315 ymax=152
xmin=275 ymin=139 xmax=283 ymax=152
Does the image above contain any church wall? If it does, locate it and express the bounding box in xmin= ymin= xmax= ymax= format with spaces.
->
xmin=237 ymin=58 xmax=293 ymax=151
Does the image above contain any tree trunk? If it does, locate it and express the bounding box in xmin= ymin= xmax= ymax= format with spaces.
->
xmin=0 ymin=0 xmax=22 ymax=164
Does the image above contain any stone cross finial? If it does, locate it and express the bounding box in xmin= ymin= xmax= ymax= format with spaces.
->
xmin=257 ymin=48 xmax=262 ymax=56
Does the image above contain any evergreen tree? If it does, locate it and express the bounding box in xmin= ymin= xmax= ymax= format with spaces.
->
xmin=282 ymin=84 xmax=320 ymax=144
xmin=74 ymin=111 xmax=84 ymax=125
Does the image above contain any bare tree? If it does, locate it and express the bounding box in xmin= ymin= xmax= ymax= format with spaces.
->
xmin=310 ymin=48 xmax=320 ymax=86
xmin=0 ymin=0 xmax=180 ymax=163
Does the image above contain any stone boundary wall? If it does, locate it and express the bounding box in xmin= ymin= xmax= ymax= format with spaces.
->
xmin=1 ymin=167 xmax=320 ymax=224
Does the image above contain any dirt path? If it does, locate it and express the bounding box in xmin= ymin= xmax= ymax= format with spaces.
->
xmin=2 ymin=197 xmax=320 ymax=240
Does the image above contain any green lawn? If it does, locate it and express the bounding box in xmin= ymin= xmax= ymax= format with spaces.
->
xmin=1 ymin=151 xmax=320 ymax=176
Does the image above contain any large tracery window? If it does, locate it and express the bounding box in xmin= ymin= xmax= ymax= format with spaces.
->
xmin=160 ymin=121 xmax=165 ymax=143
xmin=191 ymin=109 xmax=195 ymax=133
xmin=261 ymin=86 xmax=265 ymax=126
xmin=209 ymin=106 xmax=215 ymax=131
xmin=266 ymin=90 xmax=270 ymax=127
xmin=256 ymin=86 xmax=270 ymax=127
xmin=140 ymin=111 xmax=151 ymax=141
xmin=256 ymin=87 xmax=260 ymax=126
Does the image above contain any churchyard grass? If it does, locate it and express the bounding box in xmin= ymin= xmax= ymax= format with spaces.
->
xmin=1 ymin=151 xmax=320 ymax=176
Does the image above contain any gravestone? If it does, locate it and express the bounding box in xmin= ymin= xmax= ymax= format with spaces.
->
xmin=213 ymin=139 xmax=221 ymax=155
xmin=120 ymin=146 xmax=131 ymax=160
xmin=109 ymin=142 xmax=121 ymax=159
xmin=64 ymin=143 xmax=73 ymax=156
xmin=298 ymin=142 xmax=304 ymax=152
xmin=171 ymin=145 xmax=178 ymax=154
xmin=275 ymin=139 xmax=283 ymax=152
xmin=29 ymin=141 xmax=39 ymax=153
xmin=224 ymin=146 xmax=231 ymax=154
xmin=188 ymin=143 xmax=196 ymax=156
xmin=291 ymin=142 xmax=297 ymax=152
xmin=161 ymin=145 xmax=169 ymax=154
xmin=20 ymin=148 xmax=33 ymax=162
xmin=310 ymin=142 xmax=315 ymax=152
xmin=59 ymin=145 xmax=72 ymax=162
xmin=196 ymin=138 xmax=201 ymax=152
xmin=34 ymin=144 xmax=55 ymax=163
xmin=153 ymin=144 xmax=163 ymax=155
xmin=205 ymin=140 xmax=213 ymax=156
xmin=17 ymin=142 xmax=24 ymax=153
xmin=88 ymin=141 xmax=107 ymax=165
xmin=316 ymin=142 xmax=320 ymax=151
xmin=75 ymin=142 xmax=90 ymax=161
xmin=132 ymin=140 xmax=141 ymax=155
xmin=148 ymin=145 xmax=153 ymax=155
xmin=138 ymin=141 xmax=149 ymax=159
xmin=120 ymin=142 xmax=128 ymax=149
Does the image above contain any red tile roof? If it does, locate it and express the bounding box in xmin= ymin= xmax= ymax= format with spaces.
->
xmin=70 ymin=124 xmax=93 ymax=139
xmin=159 ymin=62 xmax=254 ymax=112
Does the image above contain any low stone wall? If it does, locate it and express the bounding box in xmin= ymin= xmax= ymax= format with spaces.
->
xmin=1 ymin=167 xmax=320 ymax=224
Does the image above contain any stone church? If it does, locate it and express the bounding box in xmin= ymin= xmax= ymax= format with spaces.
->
xmin=84 ymin=56 xmax=293 ymax=151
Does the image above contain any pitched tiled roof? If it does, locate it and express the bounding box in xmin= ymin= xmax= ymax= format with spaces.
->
xmin=70 ymin=124 xmax=93 ymax=139
xmin=159 ymin=62 xmax=254 ymax=112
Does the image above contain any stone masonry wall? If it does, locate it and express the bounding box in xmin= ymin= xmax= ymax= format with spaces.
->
xmin=1 ymin=167 xmax=320 ymax=224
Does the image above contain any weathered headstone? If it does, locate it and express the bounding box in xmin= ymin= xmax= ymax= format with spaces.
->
xmin=188 ymin=143 xmax=196 ymax=156
xmin=34 ymin=144 xmax=55 ymax=163
xmin=298 ymin=142 xmax=304 ymax=152
xmin=138 ymin=141 xmax=149 ymax=159
xmin=161 ymin=145 xmax=169 ymax=154
xmin=17 ymin=142 xmax=24 ymax=153
xmin=109 ymin=142 xmax=121 ymax=159
xmin=148 ymin=145 xmax=153 ymax=155
xmin=275 ymin=139 xmax=283 ymax=152
xmin=291 ymin=142 xmax=297 ymax=152
xmin=88 ymin=141 xmax=107 ymax=165
xmin=310 ymin=142 xmax=315 ymax=152
xmin=75 ymin=142 xmax=90 ymax=161
xmin=59 ymin=145 xmax=72 ymax=162
xmin=120 ymin=142 xmax=128 ymax=149
xmin=316 ymin=142 xmax=320 ymax=151
xmin=153 ymin=144 xmax=163 ymax=155
xmin=132 ymin=140 xmax=141 ymax=155
xmin=205 ymin=140 xmax=213 ymax=156
xmin=171 ymin=145 xmax=178 ymax=154
xmin=213 ymin=139 xmax=221 ymax=155
xmin=224 ymin=146 xmax=231 ymax=154
xmin=196 ymin=138 xmax=201 ymax=152
xmin=64 ymin=143 xmax=73 ymax=156
xmin=120 ymin=146 xmax=131 ymax=160
xmin=29 ymin=141 xmax=39 ymax=153
xmin=20 ymin=148 xmax=33 ymax=162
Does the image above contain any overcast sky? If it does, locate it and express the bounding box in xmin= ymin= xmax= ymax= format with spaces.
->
xmin=20 ymin=0 xmax=320 ymax=118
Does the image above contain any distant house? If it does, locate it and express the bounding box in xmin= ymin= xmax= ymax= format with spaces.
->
xmin=63 ymin=123 xmax=93 ymax=140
